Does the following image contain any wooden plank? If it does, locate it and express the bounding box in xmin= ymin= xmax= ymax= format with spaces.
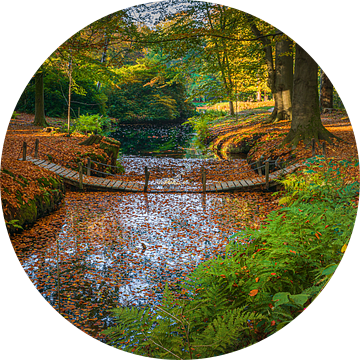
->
xmin=123 ymin=182 xmax=133 ymax=191
xmin=106 ymin=179 xmax=118 ymax=187
xmin=128 ymin=182 xmax=137 ymax=191
xmin=132 ymin=183 xmax=143 ymax=191
xmin=35 ymin=159 xmax=50 ymax=166
xmin=32 ymin=159 xmax=47 ymax=165
xmin=251 ymin=177 xmax=261 ymax=185
xmin=43 ymin=163 xmax=58 ymax=170
xmin=55 ymin=168 xmax=70 ymax=176
xmin=118 ymin=181 xmax=128 ymax=190
xmin=65 ymin=171 xmax=79 ymax=179
xmin=207 ymin=183 xmax=216 ymax=191
xmin=232 ymin=180 xmax=241 ymax=188
xmin=220 ymin=182 xmax=228 ymax=190
xmin=215 ymin=182 xmax=223 ymax=191
xmin=58 ymin=169 xmax=73 ymax=177
xmin=246 ymin=179 xmax=255 ymax=186
xmin=99 ymin=179 xmax=112 ymax=187
xmin=111 ymin=180 xmax=123 ymax=189
xmin=49 ymin=164 xmax=63 ymax=172
xmin=239 ymin=180 xmax=249 ymax=187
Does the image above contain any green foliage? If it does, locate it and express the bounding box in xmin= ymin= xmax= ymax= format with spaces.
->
xmin=185 ymin=110 xmax=227 ymax=144
xmin=12 ymin=111 xmax=19 ymax=119
xmin=103 ymin=284 xmax=264 ymax=359
xmin=5 ymin=219 xmax=23 ymax=231
xmin=276 ymin=156 xmax=359 ymax=206
xmin=16 ymin=67 xmax=107 ymax=118
xmin=105 ymin=57 xmax=195 ymax=123
xmin=73 ymin=114 xmax=113 ymax=135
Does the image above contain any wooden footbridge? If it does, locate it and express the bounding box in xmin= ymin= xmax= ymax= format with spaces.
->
xmin=21 ymin=151 xmax=304 ymax=193
xmin=18 ymin=138 xmax=322 ymax=193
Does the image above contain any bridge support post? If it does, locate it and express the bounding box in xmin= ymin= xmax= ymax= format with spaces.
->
xmin=256 ymin=160 xmax=262 ymax=176
xmin=78 ymin=162 xmax=83 ymax=190
xmin=34 ymin=139 xmax=39 ymax=158
xmin=22 ymin=141 xmax=27 ymax=161
xmin=265 ymin=160 xmax=270 ymax=191
xmin=201 ymin=166 xmax=206 ymax=193
xmin=144 ymin=166 xmax=150 ymax=192
xmin=86 ymin=157 xmax=91 ymax=176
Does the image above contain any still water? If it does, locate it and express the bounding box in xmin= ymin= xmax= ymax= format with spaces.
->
xmin=11 ymin=122 xmax=250 ymax=341
xmin=112 ymin=122 xmax=209 ymax=158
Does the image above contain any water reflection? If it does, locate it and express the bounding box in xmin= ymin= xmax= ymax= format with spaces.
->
xmin=12 ymin=192 xmax=244 ymax=340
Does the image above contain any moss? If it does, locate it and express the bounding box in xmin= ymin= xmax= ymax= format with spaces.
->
xmin=5 ymin=175 xmax=65 ymax=234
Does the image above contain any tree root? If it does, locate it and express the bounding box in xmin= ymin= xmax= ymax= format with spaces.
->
xmin=281 ymin=125 xmax=342 ymax=149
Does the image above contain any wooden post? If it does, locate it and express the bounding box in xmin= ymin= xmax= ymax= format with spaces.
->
xmin=78 ymin=162 xmax=83 ymax=190
xmin=34 ymin=139 xmax=39 ymax=158
xmin=322 ymin=142 xmax=327 ymax=159
xmin=22 ymin=141 xmax=27 ymax=161
xmin=311 ymin=138 xmax=316 ymax=157
xmin=144 ymin=166 xmax=150 ymax=192
xmin=86 ymin=157 xmax=91 ymax=176
xmin=201 ymin=166 xmax=206 ymax=193
xmin=265 ymin=160 xmax=270 ymax=190
xmin=256 ymin=160 xmax=262 ymax=176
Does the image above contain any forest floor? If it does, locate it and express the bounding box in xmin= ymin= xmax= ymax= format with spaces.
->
xmin=208 ymin=108 xmax=358 ymax=166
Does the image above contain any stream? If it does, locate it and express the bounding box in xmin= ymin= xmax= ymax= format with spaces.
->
xmin=10 ymin=122 xmax=253 ymax=341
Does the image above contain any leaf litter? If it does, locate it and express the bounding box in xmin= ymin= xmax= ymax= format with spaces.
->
xmin=10 ymin=189 xmax=276 ymax=341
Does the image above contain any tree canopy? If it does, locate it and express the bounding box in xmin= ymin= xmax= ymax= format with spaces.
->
xmin=15 ymin=0 xmax=342 ymax=145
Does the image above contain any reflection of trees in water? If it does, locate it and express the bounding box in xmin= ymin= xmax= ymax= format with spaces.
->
xmin=112 ymin=123 xmax=194 ymax=156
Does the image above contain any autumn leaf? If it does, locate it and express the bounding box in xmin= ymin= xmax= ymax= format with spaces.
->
xmin=249 ymin=289 xmax=259 ymax=297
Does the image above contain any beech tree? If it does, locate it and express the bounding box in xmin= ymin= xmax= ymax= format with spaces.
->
xmin=282 ymin=44 xmax=337 ymax=147
xmin=33 ymin=68 xmax=49 ymax=127
xmin=320 ymin=70 xmax=334 ymax=111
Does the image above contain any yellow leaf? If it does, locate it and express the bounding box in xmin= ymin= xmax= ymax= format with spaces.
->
xmin=341 ymin=243 xmax=347 ymax=253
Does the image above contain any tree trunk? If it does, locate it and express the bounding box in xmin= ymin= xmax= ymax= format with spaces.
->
xmin=67 ymin=58 xmax=73 ymax=133
xmin=33 ymin=70 xmax=48 ymax=127
xmin=270 ymin=38 xmax=293 ymax=122
xmin=282 ymin=44 xmax=338 ymax=147
xmin=320 ymin=71 xmax=333 ymax=111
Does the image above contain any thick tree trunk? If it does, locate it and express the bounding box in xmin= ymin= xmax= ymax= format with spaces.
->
xmin=282 ymin=44 xmax=338 ymax=147
xmin=33 ymin=70 xmax=48 ymax=127
xmin=270 ymin=38 xmax=293 ymax=122
xmin=320 ymin=71 xmax=333 ymax=111
xmin=229 ymin=100 xmax=235 ymax=116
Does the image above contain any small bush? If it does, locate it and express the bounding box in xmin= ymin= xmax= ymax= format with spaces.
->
xmin=74 ymin=114 xmax=112 ymax=135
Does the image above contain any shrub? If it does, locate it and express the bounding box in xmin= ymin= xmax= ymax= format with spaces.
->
xmin=73 ymin=114 xmax=112 ymax=135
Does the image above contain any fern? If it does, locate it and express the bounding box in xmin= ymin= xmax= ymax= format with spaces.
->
xmin=103 ymin=284 xmax=264 ymax=359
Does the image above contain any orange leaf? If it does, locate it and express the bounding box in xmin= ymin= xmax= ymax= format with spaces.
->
xmin=249 ymin=289 xmax=258 ymax=296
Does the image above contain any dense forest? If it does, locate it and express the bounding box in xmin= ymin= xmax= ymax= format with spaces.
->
xmin=15 ymin=0 xmax=343 ymax=146
xmin=16 ymin=1 xmax=271 ymax=124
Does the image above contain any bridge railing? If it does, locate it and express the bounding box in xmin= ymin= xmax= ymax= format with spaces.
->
xmin=19 ymin=138 xmax=327 ymax=192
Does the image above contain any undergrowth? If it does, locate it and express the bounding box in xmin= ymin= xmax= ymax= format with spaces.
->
xmin=103 ymin=157 xmax=359 ymax=359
